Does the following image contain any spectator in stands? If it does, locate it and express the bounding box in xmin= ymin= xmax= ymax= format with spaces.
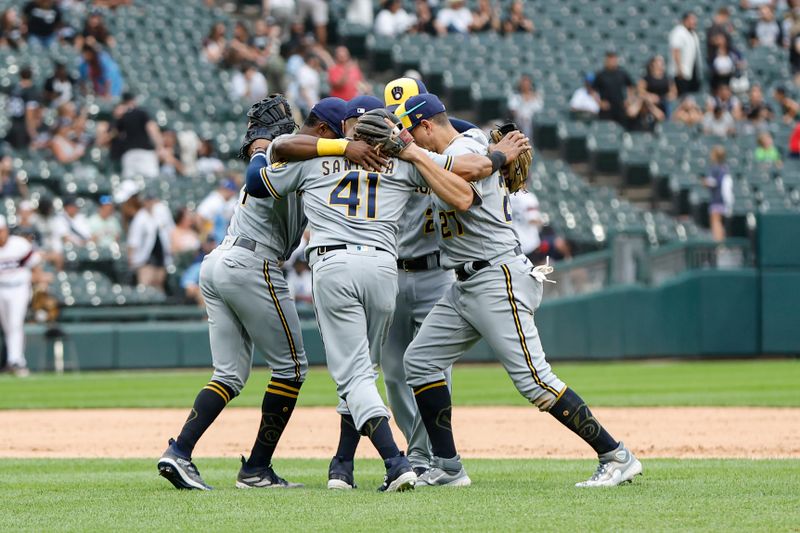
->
xmin=127 ymin=191 xmax=172 ymax=291
xmin=593 ymin=50 xmax=634 ymax=125
xmin=502 ymin=0 xmax=534 ymax=34
xmin=435 ymin=0 xmax=473 ymax=35
xmin=197 ymin=178 xmax=239 ymax=243
xmin=749 ymin=5 xmax=782 ymax=48
xmin=171 ymin=207 xmax=201 ymax=257
xmin=78 ymin=44 xmax=123 ymax=99
xmin=287 ymin=260 xmax=313 ymax=303
xmin=43 ymin=62 xmax=76 ymax=107
xmin=225 ymin=21 xmax=261 ymax=68
xmin=202 ymin=22 xmax=227 ymax=64
xmin=374 ymin=0 xmax=416 ymax=38
xmin=294 ymin=53 xmax=322 ymax=118
xmin=625 ymin=91 xmax=664 ymax=131
xmin=702 ymin=145 xmax=733 ymax=242
xmin=252 ymin=18 xmax=284 ymax=90
xmin=509 ymin=190 xmax=542 ymax=262
xmin=87 ymin=195 xmax=121 ymax=248
xmin=413 ymin=0 xmax=437 ymax=36
xmin=0 ymin=154 xmax=27 ymax=198
xmin=788 ymin=121 xmax=800 ymax=158
xmin=706 ymin=7 xmax=734 ymax=65
xmin=669 ymin=12 xmax=702 ymax=96
xmin=52 ymin=195 xmax=91 ymax=248
xmin=195 ymin=139 xmax=225 ymax=177
xmin=743 ymin=85 xmax=774 ymax=129
xmin=740 ymin=0 xmax=777 ymax=9
xmin=707 ymin=33 xmax=745 ymax=91
xmin=702 ymin=104 xmax=736 ymax=137
xmin=158 ymin=129 xmax=185 ymax=176
xmin=347 ymin=0 xmax=374 ymax=28
xmin=507 ymin=75 xmax=543 ymax=139
xmin=230 ymin=62 xmax=269 ymax=103
xmin=4 ymin=67 xmax=41 ymax=149
xmin=295 ymin=0 xmax=328 ymax=44
xmin=76 ymin=9 xmax=115 ymax=49
xmin=638 ymin=55 xmax=676 ymax=118
xmin=0 ymin=7 xmax=26 ymax=49
xmin=115 ymin=93 xmax=163 ymax=180
xmin=471 ymin=0 xmax=500 ymax=33
xmin=786 ymin=3 xmax=800 ymax=83
xmin=754 ymin=131 xmax=782 ymax=166
xmin=180 ymin=235 xmax=216 ymax=306
xmin=50 ymin=119 xmax=87 ymax=164
xmin=708 ymin=84 xmax=743 ymax=121
xmin=772 ymin=86 xmax=800 ymax=123
xmin=262 ymin=0 xmax=295 ymax=28
xmin=531 ymin=226 xmax=572 ymax=264
xmin=13 ymin=200 xmax=43 ymax=247
xmin=23 ymin=0 xmax=61 ymax=47
xmin=569 ymin=73 xmax=600 ymax=119
xmin=328 ymin=46 xmax=364 ymax=101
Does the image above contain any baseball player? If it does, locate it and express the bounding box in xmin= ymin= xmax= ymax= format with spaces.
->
xmin=158 ymin=95 xmax=318 ymax=491
xmin=0 ymin=215 xmax=44 ymax=377
xmin=246 ymin=109 xmax=477 ymax=492
xmin=398 ymin=94 xmax=643 ymax=488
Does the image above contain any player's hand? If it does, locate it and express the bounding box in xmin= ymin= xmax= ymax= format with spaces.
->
xmin=345 ymin=139 xmax=389 ymax=171
xmin=491 ymin=130 xmax=530 ymax=162
xmin=248 ymin=139 xmax=270 ymax=157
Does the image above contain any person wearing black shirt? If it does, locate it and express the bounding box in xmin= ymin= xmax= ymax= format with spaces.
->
xmin=114 ymin=93 xmax=163 ymax=179
xmin=5 ymin=67 xmax=41 ymax=149
xmin=23 ymin=0 xmax=61 ymax=47
xmin=593 ymin=51 xmax=634 ymax=124
xmin=43 ymin=63 xmax=76 ymax=108
xmin=639 ymin=55 xmax=676 ymax=116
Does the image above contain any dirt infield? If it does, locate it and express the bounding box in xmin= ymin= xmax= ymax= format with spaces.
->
xmin=2 ymin=406 xmax=798 ymax=459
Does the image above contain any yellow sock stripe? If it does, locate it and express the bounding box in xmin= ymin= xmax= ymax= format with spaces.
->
xmin=501 ymin=265 xmax=560 ymax=397
xmin=413 ymin=380 xmax=448 ymax=396
xmin=263 ymin=260 xmax=301 ymax=381
xmin=266 ymin=387 xmax=299 ymax=399
xmin=204 ymin=382 xmax=230 ymax=403
xmin=260 ymin=167 xmax=282 ymax=199
xmin=269 ymin=381 xmax=300 ymax=394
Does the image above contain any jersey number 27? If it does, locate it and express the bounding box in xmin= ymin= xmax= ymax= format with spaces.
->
xmin=329 ymin=171 xmax=380 ymax=219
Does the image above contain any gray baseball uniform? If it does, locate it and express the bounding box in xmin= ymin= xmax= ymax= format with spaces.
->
xmin=259 ymin=150 xmax=433 ymax=430
xmin=201 ymin=149 xmax=308 ymax=394
xmin=404 ymin=130 xmax=565 ymax=410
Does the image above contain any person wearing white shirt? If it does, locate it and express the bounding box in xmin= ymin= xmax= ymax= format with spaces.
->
xmin=507 ymin=75 xmax=543 ymax=139
xmin=295 ymin=55 xmax=322 ymax=118
xmin=127 ymin=193 xmax=173 ymax=291
xmin=435 ymin=0 xmax=473 ymax=34
xmin=509 ymin=191 xmax=543 ymax=257
xmin=230 ymin=63 xmax=269 ymax=104
xmin=0 ymin=215 xmax=46 ymax=376
xmin=286 ymin=260 xmax=313 ymax=303
xmin=570 ymin=74 xmax=601 ymax=117
xmin=669 ymin=12 xmax=702 ymax=95
xmin=87 ymin=195 xmax=122 ymax=248
xmin=347 ymin=0 xmax=374 ymax=26
xmin=51 ymin=196 xmax=92 ymax=251
xmin=197 ymin=179 xmax=239 ymax=244
xmin=374 ymin=0 xmax=416 ymax=37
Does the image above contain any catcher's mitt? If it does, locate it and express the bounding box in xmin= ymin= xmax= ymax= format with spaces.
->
xmin=490 ymin=122 xmax=533 ymax=194
xmin=353 ymin=109 xmax=413 ymax=157
xmin=238 ymin=94 xmax=297 ymax=160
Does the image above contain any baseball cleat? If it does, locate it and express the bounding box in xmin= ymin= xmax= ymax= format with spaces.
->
xmin=378 ymin=453 xmax=416 ymax=492
xmin=416 ymin=455 xmax=472 ymax=488
xmin=413 ymin=466 xmax=428 ymax=477
xmin=235 ymin=456 xmax=303 ymax=489
xmin=576 ymin=442 xmax=643 ymax=487
xmin=327 ymin=456 xmax=356 ymax=490
xmin=157 ymin=438 xmax=212 ymax=490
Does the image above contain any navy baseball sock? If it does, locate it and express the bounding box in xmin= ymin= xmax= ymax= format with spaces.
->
xmin=549 ymin=387 xmax=618 ymax=455
xmin=360 ymin=416 xmax=401 ymax=460
xmin=335 ymin=414 xmax=361 ymax=461
xmin=412 ymin=380 xmax=457 ymax=459
xmin=175 ymin=380 xmax=236 ymax=457
xmin=246 ymin=378 xmax=302 ymax=469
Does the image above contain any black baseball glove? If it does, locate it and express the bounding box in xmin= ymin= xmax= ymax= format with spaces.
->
xmin=353 ymin=109 xmax=414 ymax=156
xmin=238 ymin=94 xmax=298 ymax=160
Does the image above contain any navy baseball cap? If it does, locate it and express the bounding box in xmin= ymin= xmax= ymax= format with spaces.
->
xmin=384 ymin=77 xmax=428 ymax=111
xmin=395 ymin=93 xmax=446 ymax=130
xmin=344 ymin=95 xmax=384 ymax=120
xmin=309 ymin=97 xmax=346 ymax=138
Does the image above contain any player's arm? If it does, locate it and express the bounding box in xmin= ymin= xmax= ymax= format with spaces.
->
xmin=422 ymin=130 xmax=529 ymax=182
xmin=400 ymin=143 xmax=478 ymax=212
xmin=271 ymin=134 xmax=388 ymax=171
xmin=245 ymin=144 xmax=304 ymax=199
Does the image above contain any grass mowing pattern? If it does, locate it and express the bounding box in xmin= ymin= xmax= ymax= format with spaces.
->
xmin=1 ymin=458 xmax=798 ymax=532
xmin=0 ymin=359 xmax=798 ymax=409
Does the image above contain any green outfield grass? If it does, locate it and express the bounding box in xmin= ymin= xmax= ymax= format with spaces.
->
xmin=0 ymin=359 xmax=798 ymax=410
xmin=1 ymin=458 xmax=797 ymax=532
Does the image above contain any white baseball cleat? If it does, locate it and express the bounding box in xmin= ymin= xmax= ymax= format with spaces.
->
xmin=416 ymin=455 xmax=472 ymax=488
xmin=576 ymin=442 xmax=643 ymax=487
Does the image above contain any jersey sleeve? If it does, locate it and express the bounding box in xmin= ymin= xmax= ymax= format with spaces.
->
xmin=419 ymin=148 xmax=455 ymax=172
xmin=246 ymin=143 xmax=306 ymax=199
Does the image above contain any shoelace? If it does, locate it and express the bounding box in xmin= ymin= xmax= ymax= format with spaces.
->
xmin=531 ymin=256 xmax=556 ymax=284
xmin=589 ymin=462 xmax=610 ymax=481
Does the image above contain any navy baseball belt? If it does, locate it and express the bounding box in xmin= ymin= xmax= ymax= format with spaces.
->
xmin=397 ymin=252 xmax=440 ymax=272
xmin=455 ymin=245 xmax=523 ymax=282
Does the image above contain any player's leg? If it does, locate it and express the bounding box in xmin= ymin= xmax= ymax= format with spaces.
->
xmin=474 ymin=260 xmax=641 ymax=487
xmin=158 ymin=252 xmax=247 ymax=490
xmin=404 ymin=283 xmax=481 ymax=487
xmin=227 ymin=257 xmax=307 ymax=488
xmin=0 ymin=284 xmax=30 ymax=375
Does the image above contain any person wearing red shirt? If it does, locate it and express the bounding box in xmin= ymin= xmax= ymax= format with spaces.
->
xmin=327 ymin=46 xmax=364 ymax=101
xmin=789 ymin=122 xmax=800 ymax=159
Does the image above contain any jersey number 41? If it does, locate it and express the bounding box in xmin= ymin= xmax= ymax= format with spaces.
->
xmin=329 ymin=171 xmax=381 ymax=219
